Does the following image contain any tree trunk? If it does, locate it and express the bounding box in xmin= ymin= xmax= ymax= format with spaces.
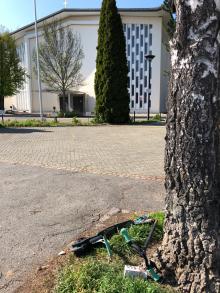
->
xmin=156 ymin=1 xmax=220 ymax=292
xmin=0 ymin=95 xmax=4 ymax=111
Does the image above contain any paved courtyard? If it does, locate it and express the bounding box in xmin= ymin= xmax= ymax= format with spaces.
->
xmin=0 ymin=126 xmax=165 ymax=180
xmin=0 ymin=125 xmax=165 ymax=292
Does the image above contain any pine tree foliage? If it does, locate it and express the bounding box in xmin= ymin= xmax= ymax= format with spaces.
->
xmin=95 ymin=0 xmax=130 ymax=123
xmin=0 ymin=32 xmax=26 ymax=110
xmin=162 ymin=0 xmax=176 ymax=40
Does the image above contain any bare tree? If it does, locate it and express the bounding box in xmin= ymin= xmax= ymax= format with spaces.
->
xmin=156 ymin=1 xmax=220 ymax=292
xmin=33 ymin=20 xmax=84 ymax=109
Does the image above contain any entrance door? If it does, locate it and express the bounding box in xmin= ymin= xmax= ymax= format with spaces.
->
xmin=70 ymin=94 xmax=84 ymax=116
xmin=59 ymin=96 xmax=69 ymax=112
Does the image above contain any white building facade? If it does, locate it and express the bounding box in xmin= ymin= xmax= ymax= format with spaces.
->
xmin=6 ymin=8 xmax=170 ymax=115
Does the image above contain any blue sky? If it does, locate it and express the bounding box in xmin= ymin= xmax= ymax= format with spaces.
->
xmin=0 ymin=0 xmax=164 ymax=31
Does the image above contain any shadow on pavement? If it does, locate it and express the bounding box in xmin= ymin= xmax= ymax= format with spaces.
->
xmin=0 ymin=128 xmax=52 ymax=134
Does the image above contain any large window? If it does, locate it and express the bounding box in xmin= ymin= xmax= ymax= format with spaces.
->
xmin=132 ymin=52 xmax=134 ymax=64
xmin=140 ymin=84 xmax=143 ymax=96
xmin=132 ymin=85 xmax=134 ymax=96
xmin=132 ymin=36 xmax=135 ymax=47
xmin=141 ymin=35 xmax=144 ymax=47
xmin=136 ymin=93 xmax=138 ymax=103
xmin=127 ymin=27 xmax=131 ymax=40
xmin=145 ymin=60 xmax=147 ymax=71
xmin=136 ymin=76 xmax=139 ymax=88
xmin=136 ymin=26 xmax=139 ymax=39
xmin=140 ymin=51 xmax=143 ymax=63
xmin=144 ymin=92 xmax=147 ymax=103
xmin=144 ymin=76 xmax=148 ymax=87
xmin=149 ymin=33 xmax=153 ymax=46
xmin=140 ymin=68 xmax=143 ymax=80
xmin=145 ymin=43 xmax=148 ymax=54
xmin=136 ymin=60 xmax=139 ymax=72
xmin=144 ymin=25 xmax=148 ymax=38
xmin=136 ymin=44 xmax=139 ymax=55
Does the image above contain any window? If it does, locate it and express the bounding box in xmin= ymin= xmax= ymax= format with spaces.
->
xmin=128 ymin=44 xmax=130 ymax=56
xmin=145 ymin=60 xmax=148 ymax=71
xmin=136 ymin=93 xmax=138 ymax=103
xmin=149 ymin=33 xmax=152 ymax=46
xmin=128 ymin=27 xmax=131 ymax=40
xmin=140 ymin=51 xmax=143 ymax=63
xmin=123 ymin=24 xmax=126 ymax=32
xmin=132 ymin=69 xmax=134 ymax=80
xmin=132 ymin=85 xmax=134 ymax=96
xmin=128 ymin=61 xmax=130 ymax=72
xmin=144 ymin=92 xmax=147 ymax=103
xmin=144 ymin=76 xmax=148 ymax=87
xmin=136 ymin=76 xmax=138 ymax=88
xmin=145 ymin=43 xmax=148 ymax=54
xmin=131 ymin=100 xmax=134 ymax=108
xmin=136 ymin=44 xmax=139 ymax=55
xmin=128 ymin=76 xmax=130 ymax=87
xmin=141 ymin=24 xmax=143 ymax=30
xmin=140 ymin=99 xmax=143 ymax=108
xmin=136 ymin=60 xmax=139 ymax=72
xmin=140 ymin=68 xmax=143 ymax=80
xmin=140 ymin=84 xmax=143 ymax=96
xmin=144 ymin=25 xmax=148 ymax=38
xmin=136 ymin=26 xmax=139 ymax=38
xmin=141 ymin=35 xmax=143 ymax=47
xmin=132 ymin=36 xmax=135 ymax=47
xmin=149 ymin=24 xmax=153 ymax=30
xmin=132 ymin=52 xmax=134 ymax=64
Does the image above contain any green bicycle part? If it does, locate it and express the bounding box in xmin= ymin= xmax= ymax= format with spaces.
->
xmin=103 ymin=235 xmax=112 ymax=257
xmin=120 ymin=228 xmax=133 ymax=243
xmin=147 ymin=266 xmax=161 ymax=282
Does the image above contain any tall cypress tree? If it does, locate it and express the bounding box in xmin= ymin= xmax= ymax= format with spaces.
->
xmin=95 ymin=0 xmax=130 ymax=123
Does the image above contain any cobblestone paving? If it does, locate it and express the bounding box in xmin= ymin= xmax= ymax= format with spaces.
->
xmin=0 ymin=126 xmax=165 ymax=180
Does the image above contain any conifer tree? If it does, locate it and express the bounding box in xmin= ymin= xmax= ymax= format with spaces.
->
xmin=95 ymin=0 xmax=130 ymax=123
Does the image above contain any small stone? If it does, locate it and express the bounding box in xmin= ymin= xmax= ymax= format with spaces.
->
xmin=100 ymin=214 xmax=110 ymax=222
xmin=122 ymin=209 xmax=130 ymax=214
xmin=107 ymin=207 xmax=121 ymax=216
xmin=58 ymin=250 xmax=66 ymax=256
xmin=5 ymin=271 xmax=14 ymax=279
xmin=37 ymin=265 xmax=49 ymax=272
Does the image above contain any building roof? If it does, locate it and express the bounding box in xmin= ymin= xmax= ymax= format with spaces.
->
xmin=11 ymin=7 xmax=165 ymax=35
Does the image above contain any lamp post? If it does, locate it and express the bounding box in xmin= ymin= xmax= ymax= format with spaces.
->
xmin=145 ymin=54 xmax=155 ymax=120
xmin=33 ymin=0 xmax=43 ymax=120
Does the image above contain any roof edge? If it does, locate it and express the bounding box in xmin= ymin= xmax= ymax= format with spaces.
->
xmin=11 ymin=7 xmax=164 ymax=35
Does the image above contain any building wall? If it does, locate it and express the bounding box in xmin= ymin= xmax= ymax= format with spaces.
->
xmin=9 ymin=11 xmax=169 ymax=115
xmin=160 ymin=21 xmax=170 ymax=113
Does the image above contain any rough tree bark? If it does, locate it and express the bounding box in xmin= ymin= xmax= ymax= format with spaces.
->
xmin=156 ymin=1 xmax=220 ymax=292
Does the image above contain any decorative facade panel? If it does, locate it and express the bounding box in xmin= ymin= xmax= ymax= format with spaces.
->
xmin=124 ymin=23 xmax=153 ymax=113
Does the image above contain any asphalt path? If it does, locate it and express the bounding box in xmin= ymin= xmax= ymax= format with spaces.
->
xmin=0 ymin=161 xmax=164 ymax=293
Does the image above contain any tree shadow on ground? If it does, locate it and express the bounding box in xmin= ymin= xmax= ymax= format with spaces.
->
xmin=0 ymin=128 xmax=52 ymax=134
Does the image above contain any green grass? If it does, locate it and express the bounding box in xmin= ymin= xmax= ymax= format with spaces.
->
xmin=0 ymin=119 xmax=97 ymax=128
xmin=55 ymin=261 xmax=171 ymax=293
xmin=54 ymin=212 xmax=174 ymax=293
